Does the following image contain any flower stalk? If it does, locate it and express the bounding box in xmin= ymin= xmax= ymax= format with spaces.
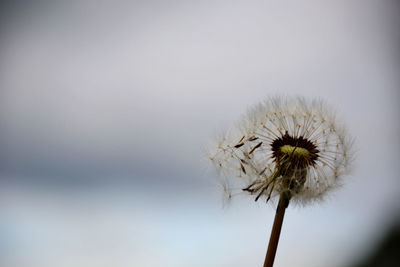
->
xmin=264 ymin=194 xmax=290 ymax=267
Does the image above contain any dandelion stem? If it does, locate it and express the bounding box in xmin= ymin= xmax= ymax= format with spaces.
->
xmin=263 ymin=194 xmax=289 ymax=267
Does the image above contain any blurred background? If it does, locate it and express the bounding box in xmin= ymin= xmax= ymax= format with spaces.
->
xmin=0 ymin=0 xmax=399 ymax=266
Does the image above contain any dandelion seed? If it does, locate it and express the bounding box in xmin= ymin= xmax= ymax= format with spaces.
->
xmin=234 ymin=142 xmax=245 ymax=148
xmin=208 ymin=96 xmax=354 ymax=267
xmin=249 ymin=142 xmax=263 ymax=155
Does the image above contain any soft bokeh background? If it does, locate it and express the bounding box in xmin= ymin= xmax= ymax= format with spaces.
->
xmin=1 ymin=0 xmax=399 ymax=266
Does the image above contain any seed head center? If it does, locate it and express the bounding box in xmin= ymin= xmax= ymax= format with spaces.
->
xmin=280 ymin=145 xmax=310 ymax=158
xmin=271 ymin=132 xmax=319 ymax=167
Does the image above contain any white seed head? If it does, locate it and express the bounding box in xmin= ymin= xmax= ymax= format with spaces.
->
xmin=209 ymin=96 xmax=355 ymax=205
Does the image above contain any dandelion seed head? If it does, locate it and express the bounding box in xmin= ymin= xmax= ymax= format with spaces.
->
xmin=209 ymin=96 xmax=354 ymax=205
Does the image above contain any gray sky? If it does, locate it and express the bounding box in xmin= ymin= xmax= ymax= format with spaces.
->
xmin=0 ymin=1 xmax=399 ymax=266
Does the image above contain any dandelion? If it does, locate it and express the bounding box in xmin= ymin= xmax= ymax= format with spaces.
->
xmin=209 ymin=96 xmax=354 ymax=267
